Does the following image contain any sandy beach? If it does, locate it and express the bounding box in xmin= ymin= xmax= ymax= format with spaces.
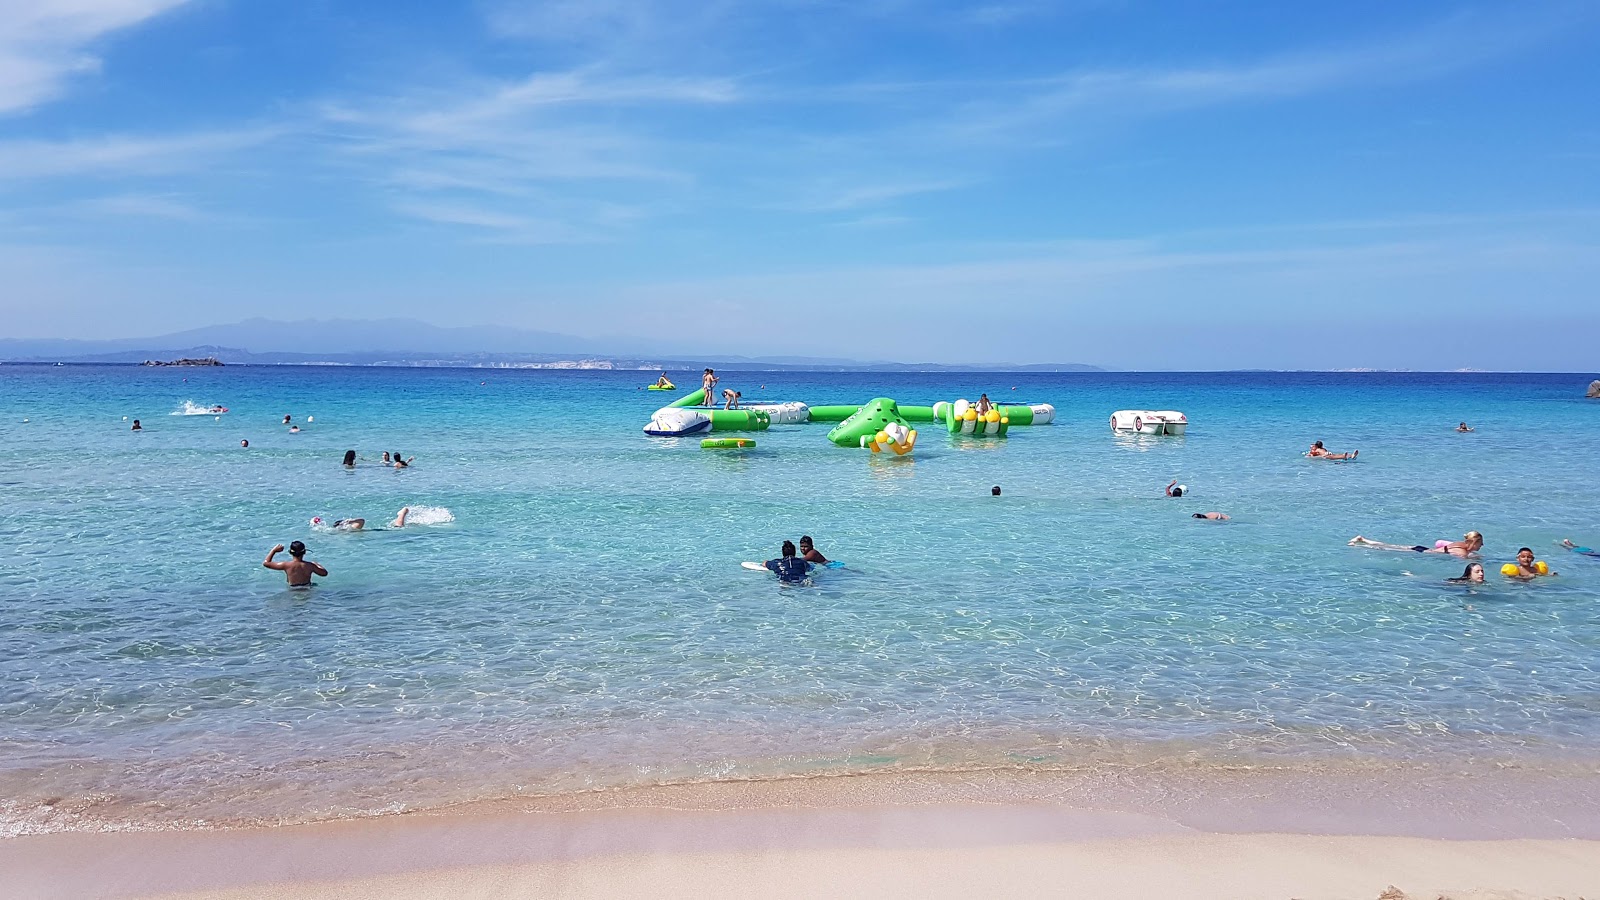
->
xmin=7 ymin=771 xmax=1600 ymax=900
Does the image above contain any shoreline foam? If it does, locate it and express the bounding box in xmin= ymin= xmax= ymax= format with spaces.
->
xmin=7 ymin=772 xmax=1600 ymax=899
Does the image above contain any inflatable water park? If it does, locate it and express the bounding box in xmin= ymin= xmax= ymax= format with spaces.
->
xmin=643 ymin=387 xmax=1057 ymax=452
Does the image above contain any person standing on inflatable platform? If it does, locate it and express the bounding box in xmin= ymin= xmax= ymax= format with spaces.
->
xmin=702 ymin=368 xmax=718 ymax=403
xmin=764 ymin=541 xmax=811 ymax=584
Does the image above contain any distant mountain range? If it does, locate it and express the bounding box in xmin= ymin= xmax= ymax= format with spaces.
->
xmin=0 ymin=318 xmax=1105 ymax=372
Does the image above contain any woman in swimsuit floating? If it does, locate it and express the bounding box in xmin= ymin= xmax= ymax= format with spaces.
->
xmin=1349 ymin=531 xmax=1483 ymax=557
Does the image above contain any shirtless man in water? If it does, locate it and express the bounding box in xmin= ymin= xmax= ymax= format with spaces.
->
xmin=263 ymin=541 xmax=328 ymax=586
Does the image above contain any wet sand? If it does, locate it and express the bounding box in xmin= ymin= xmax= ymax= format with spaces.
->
xmin=6 ymin=770 xmax=1600 ymax=899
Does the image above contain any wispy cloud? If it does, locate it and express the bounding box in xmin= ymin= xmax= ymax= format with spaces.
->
xmin=0 ymin=128 xmax=277 ymax=180
xmin=0 ymin=0 xmax=196 ymax=115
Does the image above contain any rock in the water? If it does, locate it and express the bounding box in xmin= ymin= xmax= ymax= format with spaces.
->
xmin=1588 ymin=379 xmax=1600 ymax=398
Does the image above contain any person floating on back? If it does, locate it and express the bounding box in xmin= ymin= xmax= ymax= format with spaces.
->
xmin=764 ymin=540 xmax=811 ymax=584
xmin=263 ymin=540 xmax=327 ymax=587
xmin=1307 ymin=440 xmax=1357 ymax=460
xmin=1562 ymin=539 xmax=1599 ymax=558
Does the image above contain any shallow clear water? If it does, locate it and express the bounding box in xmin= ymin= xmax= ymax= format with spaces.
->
xmin=1 ymin=366 xmax=1598 ymax=833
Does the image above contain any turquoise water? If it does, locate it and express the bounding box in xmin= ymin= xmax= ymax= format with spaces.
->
xmin=2 ymin=366 xmax=1598 ymax=834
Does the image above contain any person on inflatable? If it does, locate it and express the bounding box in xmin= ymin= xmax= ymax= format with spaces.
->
xmin=764 ymin=541 xmax=812 ymax=584
xmin=722 ymin=388 xmax=742 ymax=409
xmin=701 ymin=368 xmax=718 ymax=403
xmin=655 ymin=373 xmax=672 ymax=388
xmin=1307 ymin=440 xmax=1358 ymax=460
xmin=976 ymin=394 xmax=993 ymax=415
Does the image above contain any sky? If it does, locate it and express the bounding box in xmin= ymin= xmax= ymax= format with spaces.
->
xmin=1 ymin=1 xmax=1597 ymax=370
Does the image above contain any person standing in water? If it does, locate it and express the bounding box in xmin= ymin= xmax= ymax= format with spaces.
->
xmin=1456 ymin=422 xmax=1474 ymax=432
xmin=798 ymin=536 xmax=828 ymax=564
xmin=342 ymin=450 xmax=356 ymax=468
xmin=130 ymin=419 xmax=142 ymax=431
xmin=263 ymin=541 xmax=327 ymax=586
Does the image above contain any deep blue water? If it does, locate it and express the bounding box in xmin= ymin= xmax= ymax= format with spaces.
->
xmin=1 ymin=365 xmax=1598 ymax=833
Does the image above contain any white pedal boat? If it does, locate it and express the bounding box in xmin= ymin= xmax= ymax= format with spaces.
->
xmin=1109 ymin=410 xmax=1187 ymax=435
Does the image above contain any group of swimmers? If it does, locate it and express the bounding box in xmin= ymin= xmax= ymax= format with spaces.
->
xmin=1346 ymin=530 xmax=1597 ymax=582
xmin=341 ymin=450 xmax=415 ymax=469
xmin=762 ymin=536 xmax=830 ymax=584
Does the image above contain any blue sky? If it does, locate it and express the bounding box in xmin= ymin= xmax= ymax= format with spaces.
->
xmin=1 ymin=1 xmax=1597 ymax=369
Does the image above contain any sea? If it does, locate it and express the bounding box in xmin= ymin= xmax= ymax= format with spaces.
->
xmin=2 ymin=365 xmax=1598 ymax=835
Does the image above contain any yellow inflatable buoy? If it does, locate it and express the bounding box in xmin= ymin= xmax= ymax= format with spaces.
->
xmin=1501 ymin=563 xmax=1520 ymax=577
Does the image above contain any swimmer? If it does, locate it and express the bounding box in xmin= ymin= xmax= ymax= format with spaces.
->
xmin=1165 ymin=480 xmax=1186 ymax=498
xmin=209 ymin=405 xmax=226 ymax=414
xmin=1456 ymin=422 xmax=1474 ymax=433
xmin=1349 ymin=531 xmax=1483 ymax=557
xmin=381 ymin=451 xmax=392 ymax=465
xmin=130 ymin=419 xmax=142 ymax=431
xmin=723 ymin=388 xmax=741 ymax=409
xmin=1307 ymin=441 xmax=1357 ymax=460
xmin=342 ymin=449 xmax=356 ymax=468
xmin=798 ymin=535 xmax=828 ymax=564
xmin=701 ymin=368 xmax=718 ymax=402
xmin=1446 ymin=563 xmax=1486 ymax=584
xmin=393 ymin=455 xmax=414 ymax=469
xmin=1561 ymin=539 xmax=1600 ymax=558
xmin=763 ymin=540 xmax=811 ymax=584
xmin=240 ymin=439 xmax=249 ymax=448
xmin=991 ymin=485 xmax=1001 ymax=496
xmin=263 ymin=541 xmax=327 ymax=586
xmin=289 ymin=425 xmax=301 ymax=433
xmin=313 ymin=507 xmax=409 ymax=532
xmin=1192 ymin=512 xmax=1230 ymax=520
xmin=282 ymin=415 xmax=291 ymax=425
xmin=1509 ymin=547 xmax=1556 ymax=578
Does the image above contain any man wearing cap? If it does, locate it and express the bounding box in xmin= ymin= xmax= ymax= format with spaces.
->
xmin=263 ymin=540 xmax=328 ymax=586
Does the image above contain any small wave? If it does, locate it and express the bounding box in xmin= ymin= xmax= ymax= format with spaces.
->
xmin=403 ymin=506 xmax=455 ymax=526
xmin=170 ymin=400 xmax=227 ymax=416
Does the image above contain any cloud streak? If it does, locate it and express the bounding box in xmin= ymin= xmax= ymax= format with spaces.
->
xmin=0 ymin=0 xmax=195 ymax=115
